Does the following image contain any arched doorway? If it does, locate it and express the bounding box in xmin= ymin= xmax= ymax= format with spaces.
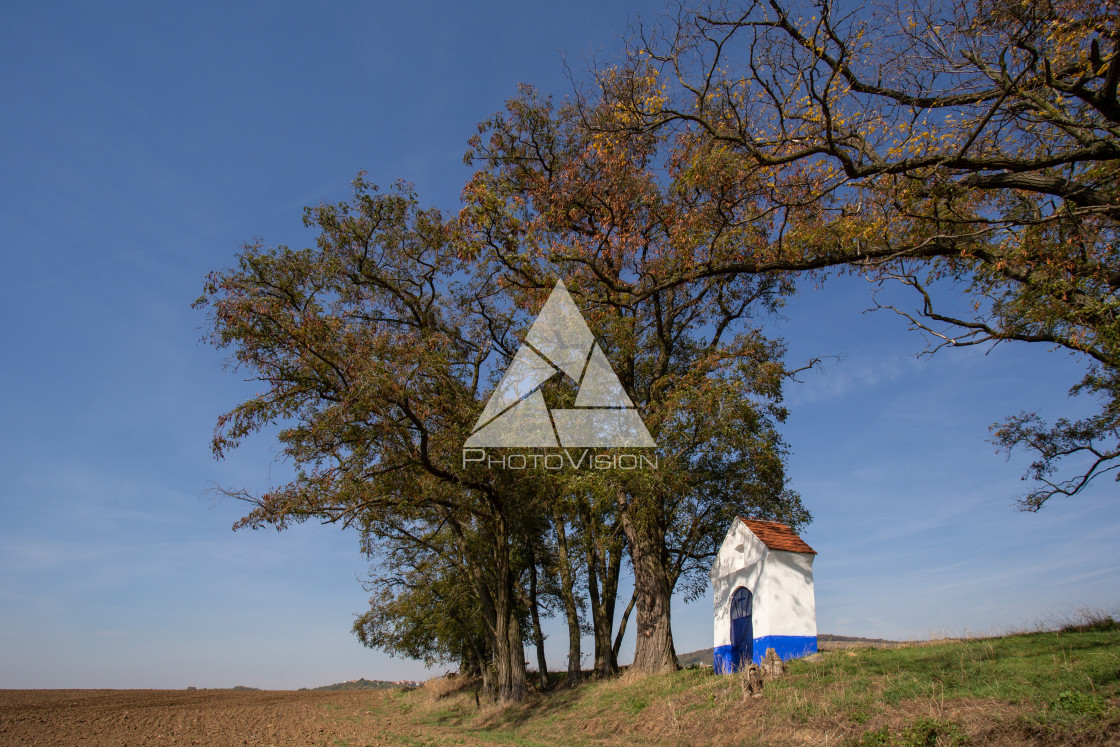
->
xmin=730 ymin=587 xmax=753 ymax=671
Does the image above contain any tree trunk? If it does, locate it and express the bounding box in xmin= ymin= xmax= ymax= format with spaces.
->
xmin=481 ymin=657 xmax=497 ymax=700
xmin=492 ymin=586 xmax=528 ymax=701
xmin=553 ymin=508 xmax=582 ymax=687
xmin=622 ymin=507 xmax=679 ymax=675
xmin=510 ymin=612 xmax=528 ymax=700
xmin=492 ymin=517 xmax=526 ymax=703
xmin=527 ymin=549 xmax=550 ymax=689
xmin=452 ymin=536 xmax=500 ymax=699
xmin=587 ymin=565 xmax=617 ymax=677
xmin=580 ymin=504 xmax=620 ymax=677
xmin=612 ymin=588 xmax=637 ymax=662
xmin=459 ymin=633 xmax=487 ymax=678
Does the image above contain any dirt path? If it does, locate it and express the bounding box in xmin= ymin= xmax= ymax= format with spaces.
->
xmin=0 ymin=688 xmax=464 ymax=746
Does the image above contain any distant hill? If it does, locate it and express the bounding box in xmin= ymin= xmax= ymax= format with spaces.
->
xmin=301 ymin=677 xmax=419 ymax=691
xmin=677 ymin=647 xmax=715 ymax=667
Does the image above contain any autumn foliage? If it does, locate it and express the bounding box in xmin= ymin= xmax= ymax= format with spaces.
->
xmin=197 ymin=0 xmax=1119 ymax=704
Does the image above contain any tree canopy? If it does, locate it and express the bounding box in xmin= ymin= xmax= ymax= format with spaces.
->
xmin=463 ymin=87 xmax=809 ymax=672
xmin=583 ymin=0 xmax=1120 ymax=509
xmin=197 ymin=168 xmax=805 ymax=693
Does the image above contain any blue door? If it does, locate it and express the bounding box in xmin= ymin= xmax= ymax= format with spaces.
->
xmin=730 ymin=587 xmax=753 ymax=670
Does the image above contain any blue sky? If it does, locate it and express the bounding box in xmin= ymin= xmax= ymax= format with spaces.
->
xmin=1 ymin=2 xmax=1116 ymax=689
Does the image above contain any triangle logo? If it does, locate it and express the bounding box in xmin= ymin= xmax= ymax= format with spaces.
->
xmin=465 ymin=281 xmax=656 ymax=448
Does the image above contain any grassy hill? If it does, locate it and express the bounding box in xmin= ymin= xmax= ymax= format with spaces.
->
xmin=346 ymin=620 xmax=1120 ymax=745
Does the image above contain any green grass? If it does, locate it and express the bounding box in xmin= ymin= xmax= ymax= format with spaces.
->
xmin=766 ymin=626 xmax=1120 ymax=706
xmin=321 ymin=626 xmax=1120 ymax=745
xmin=755 ymin=627 xmax=1120 ymax=744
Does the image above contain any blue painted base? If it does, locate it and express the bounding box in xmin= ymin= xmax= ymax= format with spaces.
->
xmin=713 ymin=644 xmax=739 ymax=674
xmin=713 ymin=636 xmax=817 ymax=673
xmin=753 ymin=635 xmax=817 ymax=663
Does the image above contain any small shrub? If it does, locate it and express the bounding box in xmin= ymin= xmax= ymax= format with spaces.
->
xmin=1051 ymin=689 xmax=1107 ymax=716
xmin=898 ymin=718 xmax=968 ymax=747
xmin=625 ymin=696 xmax=649 ymax=714
xmin=853 ymin=725 xmax=891 ymax=746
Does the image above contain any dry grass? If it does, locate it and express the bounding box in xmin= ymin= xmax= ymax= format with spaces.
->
xmin=420 ymin=672 xmax=479 ymax=710
xmin=394 ymin=624 xmax=1120 ymax=745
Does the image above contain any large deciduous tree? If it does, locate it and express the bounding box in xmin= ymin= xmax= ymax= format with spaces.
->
xmin=583 ymin=0 xmax=1120 ymax=509
xmin=196 ymin=178 xmax=546 ymax=702
xmin=463 ymin=89 xmax=809 ymax=674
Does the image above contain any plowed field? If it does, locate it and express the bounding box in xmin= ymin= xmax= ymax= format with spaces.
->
xmin=0 ymin=688 xmax=437 ymax=746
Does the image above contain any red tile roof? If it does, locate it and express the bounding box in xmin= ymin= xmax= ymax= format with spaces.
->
xmin=738 ymin=517 xmax=816 ymax=554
